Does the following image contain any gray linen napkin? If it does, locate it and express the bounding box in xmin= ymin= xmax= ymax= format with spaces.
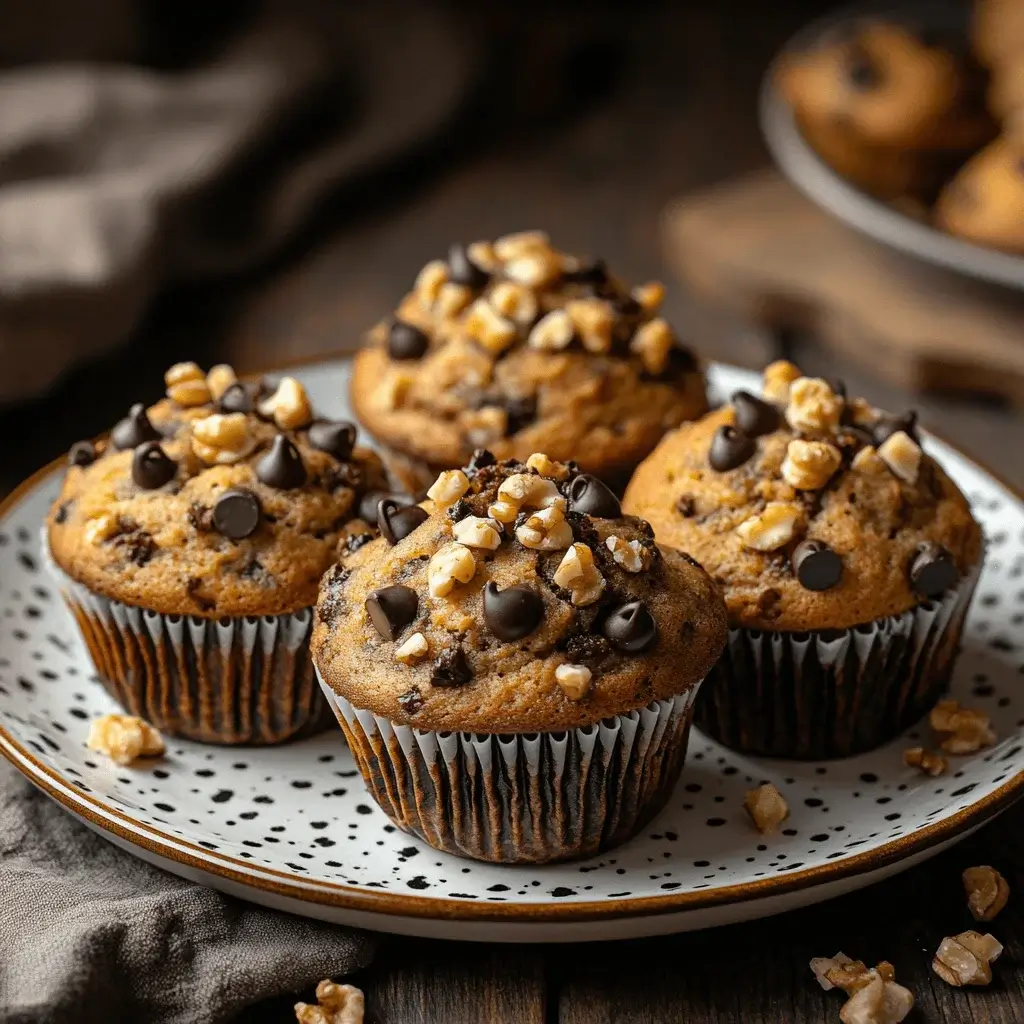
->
xmin=0 ymin=761 xmax=376 ymax=1024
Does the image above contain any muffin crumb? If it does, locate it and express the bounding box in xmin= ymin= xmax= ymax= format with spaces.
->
xmin=87 ymin=714 xmax=164 ymax=766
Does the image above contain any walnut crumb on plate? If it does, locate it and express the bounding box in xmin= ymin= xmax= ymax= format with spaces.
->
xmin=86 ymin=714 xmax=164 ymax=767
xmin=744 ymin=783 xmax=788 ymax=833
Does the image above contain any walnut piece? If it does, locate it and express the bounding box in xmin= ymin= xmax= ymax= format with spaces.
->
xmin=497 ymin=473 xmax=564 ymax=512
xmin=165 ymin=361 xmax=212 ymax=407
xmin=191 ymin=413 xmax=256 ymax=465
xmin=565 ymin=298 xmax=614 ymax=354
xmin=877 ymin=431 xmax=921 ymax=485
xmin=606 ymin=535 xmax=653 ymax=573
xmin=633 ymin=280 xmax=665 ymax=314
xmin=427 ymin=469 xmax=470 ymax=508
xmin=526 ymin=452 xmax=568 ymax=479
xmin=258 ymin=376 xmax=314 ymax=430
xmin=452 ymin=515 xmax=502 ymax=551
xmin=810 ymin=953 xmax=862 ymax=992
xmin=932 ymin=931 xmax=1003 ymax=987
xmin=490 ymin=281 xmax=538 ymax=325
xmin=395 ymin=632 xmax=429 ymax=665
xmin=630 ymin=318 xmax=674 ymax=375
xmin=736 ymin=502 xmax=804 ymax=552
xmin=902 ymin=746 xmax=947 ymax=777
xmin=428 ymin=543 xmax=477 ymax=598
xmin=504 ymin=249 xmax=561 ymax=289
xmin=462 ymin=406 xmax=507 ymax=446
xmin=294 ymin=980 xmax=365 ymax=1024
xmin=744 ymin=783 xmax=789 ymax=833
xmin=206 ymin=364 xmax=238 ymax=401
xmin=414 ymin=259 xmax=448 ymax=308
xmin=810 ymin=956 xmax=913 ymax=1024
xmin=852 ymin=446 xmax=887 ymax=475
xmin=464 ymin=298 xmax=517 ymax=355
xmin=516 ymin=504 xmax=574 ymax=552
xmin=528 ymin=309 xmax=575 ymax=352
xmin=929 ymin=699 xmax=996 ymax=754
xmin=553 ymin=542 xmax=605 ymax=605
xmin=963 ymin=866 xmax=1010 ymax=922
xmin=493 ymin=229 xmax=550 ymax=261
xmin=84 ymin=512 xmax=121 ymax=546
xmin=785 ymin=377 xmax=842 ymax=435
xmin=435 ymin=282 xmax=473 ymax=319
xmin=555 ymin=663 xmax=592 ymax=700
xmin=781 ymin=439 xmax=842 ymax=491
xmin=762 ymin=360 xmax=802 ymax=403
xmin=87 ymin=714 xmax=164 ymax=766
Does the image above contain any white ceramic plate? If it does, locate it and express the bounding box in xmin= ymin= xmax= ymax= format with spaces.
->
xmin=2 ymin=359 xmax=1023 ymax=943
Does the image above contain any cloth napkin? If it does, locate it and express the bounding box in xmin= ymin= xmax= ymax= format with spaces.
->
xmin=0 ymin=761 xmax=377 ymax=1024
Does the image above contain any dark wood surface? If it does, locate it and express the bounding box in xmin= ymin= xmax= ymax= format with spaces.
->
xmin=5 ymin=2 xmax=1024 ymax=1021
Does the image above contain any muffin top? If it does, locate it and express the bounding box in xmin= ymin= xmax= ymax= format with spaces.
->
xmin=623 ymin=362 xmax=982 ymax=632
xmin=47 ymin=363 xmax=388 ymax=618
xmin=350 ymin=231 xmax=708 ymax=479
xmin=312 ymin=450 xmax=727 ymax=733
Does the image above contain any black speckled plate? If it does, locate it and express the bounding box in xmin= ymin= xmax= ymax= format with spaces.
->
xmin=1 ymin=358 xmax=1023 ymax=942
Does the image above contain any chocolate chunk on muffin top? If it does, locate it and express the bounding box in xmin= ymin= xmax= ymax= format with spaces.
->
xmin=350 ymin=231 xmax=708 ymax=482
xmin=47 ymin=362 xmax=388 ymax=618
xmin=623 ymin=362 xmax=983 ymax=632
xmin=312 ymin=450 xmax=727 ymax=733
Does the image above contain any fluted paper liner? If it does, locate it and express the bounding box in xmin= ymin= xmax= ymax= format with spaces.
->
xmin=318 ymin=676 xmax=700 ymax=864
xmin=696 ymin=560 xmax=982 ymax=760
xmin=47 ymin=553 xmax=330 ymax=745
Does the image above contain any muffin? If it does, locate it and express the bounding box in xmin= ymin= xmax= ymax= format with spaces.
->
xmin=623 ymin=363 xmax=983 ymax=759
xmin=350 ymin=231 xmax=708 ymax=495
xmin=776 ymin=20 xmax=993 ymax=200
xmin=312 ymin=449 xmax=727 ymax=863
xmin=46 ymin=362 xmax=389 ymax=745
xmin=935 ymin=134 xmax=1024 ymax=253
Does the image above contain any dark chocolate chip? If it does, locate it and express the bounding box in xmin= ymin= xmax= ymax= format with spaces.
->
xmin=365 ymin=585 xmax=419 ymax=640
xmin=603 ymin=600 xmax=658 ymax=653
xmin=873 ymin=410 xmax=919 ymax=447
xmin=731 ymin=391 xmax=781 ymax=438
xmin=465 ymin=449 xmax=496 ymax=474
xmin=611 ymin=294 xmax=642 ymax=317
xmin=563 ymin=258 xmax=608 ymax=287
xmin=846 ymin=46 xmax=882 ymax=89
xmin=447 ymin=243 xmax=489 ymax=289
xmin=308 ymin=420 xmax=357 ymax=461
xmin=567 ymin=474 xmax=621 ymax=518
xmin=217 ymin=382 xmax=254 ymax=414
xmin=504 ymin=395 xmax=537 ymax=436
xmin=378 ymin=499 xmax=428 ymax=545
xmin=213 ymin=488 xmax=262 ymax=541
xmin=119 ymin=530 xmax=156 ymax=567
xmin=827 ymin=378 xmax=847 ymax=400
xmin=131 ymin=442 xmax=176 ymax=490
xmin=792 ymin=539 xmax=843 ymax=592
xmin=69 ymin=441 xmax=96 ymax=467
xmin=388 ymin=320 xmax=429 ymax=361
xmin=909 ymin=543 xmax=957 ymax=598
xmin=256 ymin=436 xmax=307 ymax=489
xmin=708 ymin=425 xmax=755 ymax=472
xmin=398 ymin=688 xmax=424 ymax=715
xmin=359 ymin=490 xmax=412 ymax=524
xmin=112 ymin=403 xmax=161 ymax=450
xmin=669 ymin=344 xmax=698 ymax=374
xmin=431 ymin=645 xmax=473 ymax=687
xmin=53 ymin=501 xmax=71 ymax=524
xmin=482 ymin=581 xmax=543 ymax=642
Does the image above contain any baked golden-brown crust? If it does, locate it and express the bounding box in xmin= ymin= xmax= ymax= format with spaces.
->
xmin=313 ymin=452 xmax=727 ymax=733
xmin=47 ymin=366 xmax=388 ymax=618
xmin=350 ymin=232 xmax=708 ymax=481
xmin=623 ymin=364 xmax=982 ymax=632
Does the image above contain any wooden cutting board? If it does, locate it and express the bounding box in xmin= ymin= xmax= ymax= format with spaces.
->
xmin=662 ymin=171 xmax=1024 ymax=406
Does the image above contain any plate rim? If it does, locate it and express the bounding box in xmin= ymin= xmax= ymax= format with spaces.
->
xmin=3 ymin=354 xmax=1023 ymax=926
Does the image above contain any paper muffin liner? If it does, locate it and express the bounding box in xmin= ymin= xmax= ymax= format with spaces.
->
xmin=695 ymin=560 xmax=982 ymax=760
xmin=46 ymin=552 xmax=331 ymax=745
xmin=318 ymin=674 xmax=701 ymax=864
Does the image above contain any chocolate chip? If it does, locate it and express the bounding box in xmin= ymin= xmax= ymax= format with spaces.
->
xmin=213 ymin=488 xmax=262 ymax=540
xmin=827 ymin=378 xmax=847 ymax=400
xmin=676 ymin=495 xmax=696 ymax=518
xmin=118 ymin=530 xmax=156 ymax=567
xmin=846 ymin=46 xmax=882 ymax=89
xmin=431 ymin=645 xmax=472 ymax=687
xmin=611 ymin=294 xmax=642 ymax=317
xmin=504 ymin=395 xmax=537 ymax=436
xmin=131 ymin=442 xmax=176 ymax=489
xmin=398 ymin=688 xmax=424 ymax=715
xmin=708 ymin=425 xmax=755 ymax=472
xmin=359 ymin=490 xmax=412 ymax=524
xmin=256 ymin=436 xmax=306 ymax=489
xmin=731 ymin=391 xmax=781 ymax=437
xmin=365 ymin=585 xmax=418 ymax=640
xmin=112 ymin=403 xmax=161 ymax=450
xmin=603 ymin=600 xmax=658 ymax=653
xmin=873 ymin=410 xmax=919 ymax=447
xmin=304 ymin=420 xmax=356 ymax=462
xmin=792 ymin=539 xmax=843 ymax=591
xmin=465 ymin=449 xmax=496 ymax=474
xmin=669 ymin=344 xmax=698 ymax=374
xmin=378 ymin=499 xmax=428 ymax=545
xmin=563 ymin=258 xmax=607 ymax=287
xmin=53 ymin=501 xmax=71 ymax=525
xmin=447 ymin=243 xmax=489 ymax=289
xmin=909 ymin=543 xmax=957 ymax=598
xmin=388 ymin=320 xmax=429 ymax=360
xmin=567 ymin=474 xmax=621 ymax=518
xmin=217 ymin=382 xmax=254 ymax=414
xmin=68 ymin=441 xmax=96 ymax=467
xmin=482 ymin=581 xmax=543 ymax=641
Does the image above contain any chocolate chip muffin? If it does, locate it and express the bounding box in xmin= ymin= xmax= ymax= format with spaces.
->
xmin=349 ymin=232 xmax=708 ymax=495
xmin=46 ymin=362 xmax=388 ymax=745
xmin=623 ymin=363 xmax=983 ymax=759
xmin=776 ymin=20 xmax=993 ymax=200
xmin=313 ymin=449 xmax=727 ymax=863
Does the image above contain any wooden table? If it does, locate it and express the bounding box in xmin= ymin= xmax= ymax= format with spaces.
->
xmin=4 ymin=2 xmax=1022 ymax=1020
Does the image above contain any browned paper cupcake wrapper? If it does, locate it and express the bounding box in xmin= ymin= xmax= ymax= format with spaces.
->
xmin=695 ymin=562 xmax=982 ymax=760
xmin=51 ymin=565 xmax=330 ymax=745
xmin=320 ymin=679 xmax=700 ymax=864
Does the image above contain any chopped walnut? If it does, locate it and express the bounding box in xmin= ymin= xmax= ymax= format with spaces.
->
xmin=785 ymin=377 xmax=842 ymax=434
xmin=191 ymin=413 xmax=256 ymax=465
xmin=810 ymin=953 xmax=862 ymax=992
xmin=852 ymin=446 xmax=887 ymax=475
xmin=555 ymin=663 xmax=592 ymax=700
xmin=736 ymin=502 xmax=804 ymax=552
xmin=258 ymin=376 xmax=314 ymax=430
xmin=553 ymin=542 xmax=605 ymax=605
xmin=427 ymin=469 xmax=470 ymax=508
xmin=294 ymin=980 xmax=365 ymax=1024
xmin=435 ymin=282 xmax=474 ymax=319
xmin=811 ymin=956 xmax=913 ymax=1024
xmin=781 ymin=439 xmax=842 ymax=490
xmin=504 ymin=249 xmax=561 ymax=289
xmin=452 ymin=515 xmax=502 ymax=551
xmin=902 ymin=746 xmax=947 ymax=776
xmin=762 ymin=360 xmax=802 ymax=403
xmin=744 ymin=783 xmax=788 ymax=833
xmin=464 ymin=298 xmax=517 ymax=355
xmin=929 ymin=699 xmax=996 ymax=754
xmin=526 ymin=452 xmax=567 ymax=479
xmin=493 ymin=229 xmax=550 ymax=261
xmin=963 ymin=866 xmax=1010 ymax=922
xmin=206 ymin=364 xmax=238 ymax=401
xmin=467 ymin=240 xmax=500 ymax=272
xmin=165 ymin=361 xmax=212 ymax=407
xmin=605 ymin=535 xmax=652 ymax=573
xmin=428 ymin=542 xmax=477 ymax=597
xmin=877 ymin=431 xmax=922 ymax=485
xmin=84 ymin=512 xmax=121 ymax=546
xmin=489 ymin=281 xmax=538 ymax=325
xmin=414 ymin=259 xmax=449 ymax=308
xmin=932 ymin=931 xmax=1003 ymax=987
xmin=630 ymin=318 xmax=674 ymax=375
xmin=497 ymin=473 xmax=564 ymax=512
xmin=516 ymin=504 xmax=574 ymax=552
xmin=463 ymin=406 xmax=508 ymax=447
xmin=633 ymin=280 xmax=665 ymax=314
xmin=488 ymin=499 xmax=520 ymax=525
xmin=373 ymin=367 xmax=414 ymax=411
xmin=87 ymin=714 xmax=164 ymax=766
xmin=395 ymin=631 xmax=429 ymax=665
xmin=528 ymin=309 xmax=574 ymax=352
xmin=565 ymin=298 xmax=614 ymax=354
